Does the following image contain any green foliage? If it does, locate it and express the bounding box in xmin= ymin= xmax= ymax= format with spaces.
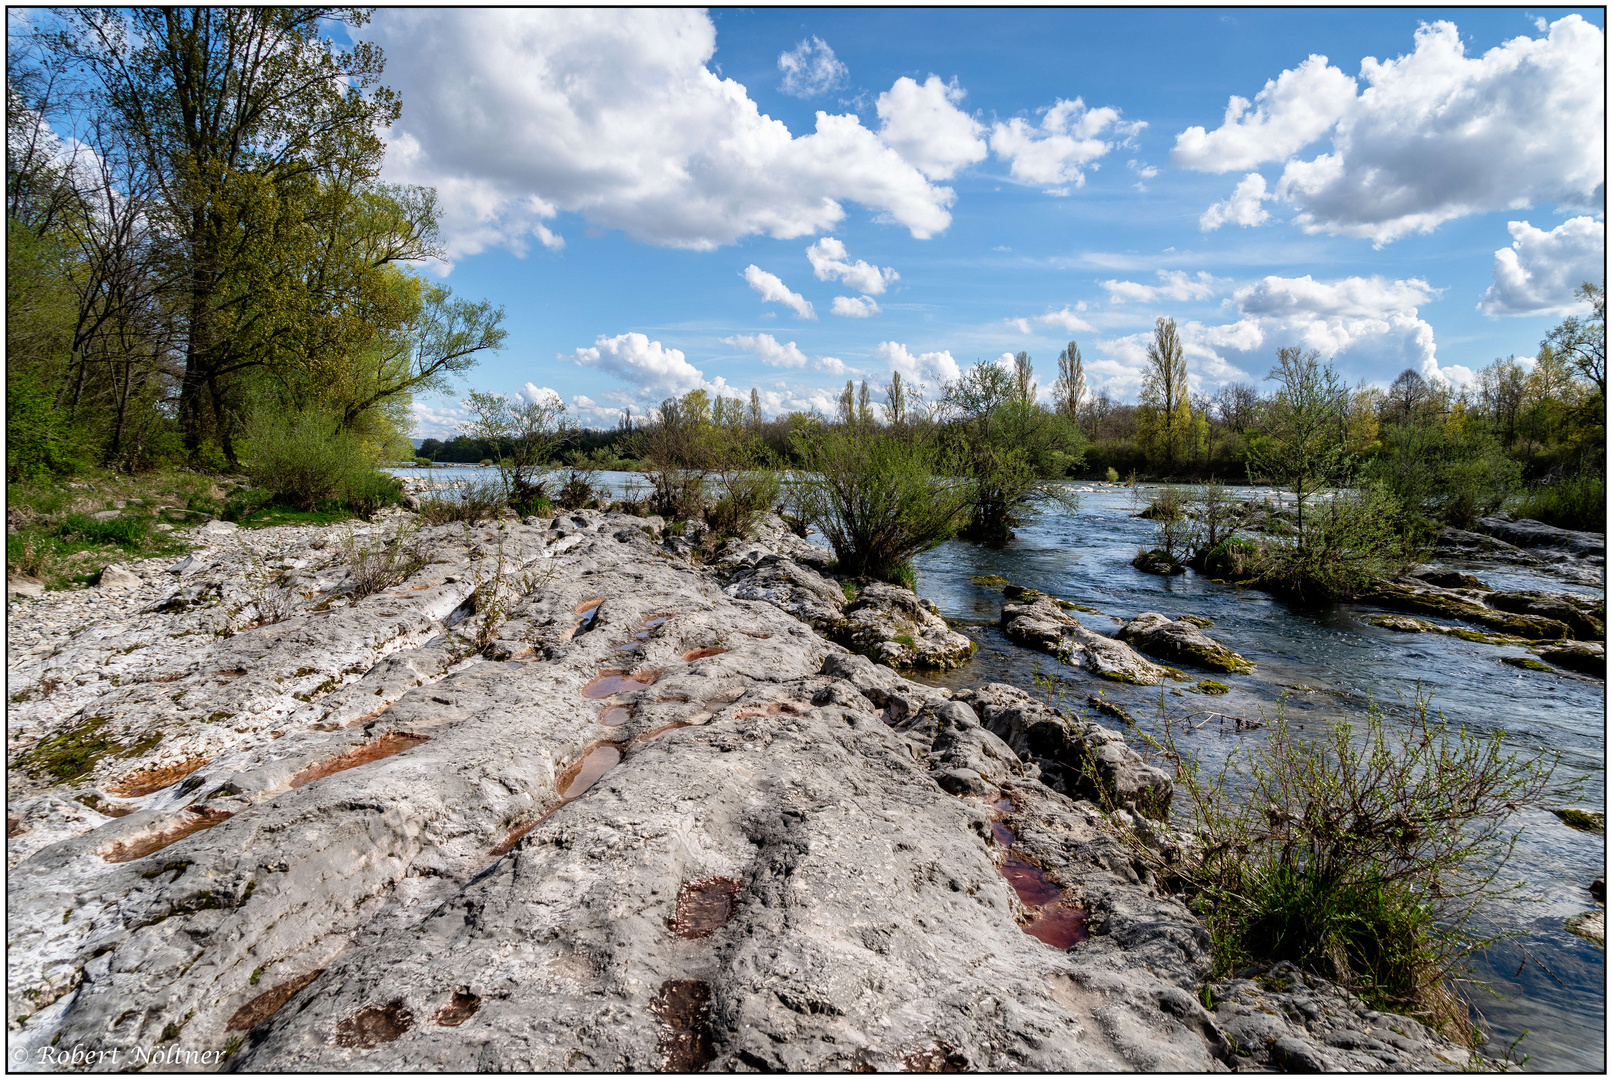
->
xmin=792 ymin=422 xmax=971 ymax=582
xmin=1105 ymin=466 xmax=1120 ymax=483
xmin=340 ymin=521 xmax=429 ymax=601
xmin=942 ymin=356 xmax=1083 ymax=541
xmin=14 ymin=717 xmax=119 ymax=783
xmin=1369 ymin=412 xmax=1521 ymax=528
xmin=417 ymin=478 xmax=506 ymax=525
xmin=462 ymin=389 xmax=571 ymax=505
xmin=1252 ymin=485 xmax=1421 ymax=602
xmin=1245 ymin=347 xmax=1353 ymax=545
xmin=885 ymin=561 xmax=918 ymax=592
xmin=241 ymin=407 xmax=378 ymax=513
xmin=1135 ymin=317 xmax=1192 ymax=471
xmin=1132 ymin=694 xmax=1557 ymax=1036
xmin=1510 ymin=471 xmax=1605 ymax=532
xmin=56 ymin=513 xmax=150 ymax=550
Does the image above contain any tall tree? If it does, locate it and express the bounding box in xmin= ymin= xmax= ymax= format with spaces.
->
xmin=1053 ymin=340 xmax=1085 ymax=420
xmin=1137 ymin=316 xmax=1190 ymax=470
xmin=1247 ymin=346 xmax=1352 ymax=545
xmin=1543 ymin=281 xmax=1605 ymax=395
xmin=54 ymin=8 xmax=403 ymax=460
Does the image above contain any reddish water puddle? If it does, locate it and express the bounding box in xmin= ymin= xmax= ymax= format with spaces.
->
xmin=681 ymin=647 xmax=728 ymax=662
xmin=575 ymin=597 xmax=606 ymax=614
xmin=651 ymin=979 xmax=716 ymax=1071
xmin=581 ymin=669 xmax=661 ymax=699
xmin=226 ymin=969 xmax=324 ymax=1031
xmin=600 ymin=705 xmax=633 ymax=727
xmin=1001 ymin=855 xmax=1062 ymax=907
xmin=102 ymin=806 xmax=234 ymax=863
xmin=432 ymin=988 xmax=481 ymax=1027
xmin=335 ymin=999 xmax=414 ymax=1048
xmin=558 ymin=744 xmax=622 ymax=799
xmin=670 ymin=876 xmax=741 ymax=938
xmin=110 ymin=756 xmax=211 ymax=797
xmin=991 ymin=822 xmax=1015 ymax=847
xmin=990 ymin=792 xmax=1014 ymax=814
xmin=288 ymin=733 xmax=430 ymax=788
xmin=637 ymin=721 xmax=692 ymax=745
xmin=1025 ymin=905 xmax=1090 ymax=947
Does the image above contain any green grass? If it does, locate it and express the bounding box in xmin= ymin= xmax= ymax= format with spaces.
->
xmin=13 ymin=717 xmax=120 ymax=783
xmin=1509 ymin=472 xmax=1605 ymax=532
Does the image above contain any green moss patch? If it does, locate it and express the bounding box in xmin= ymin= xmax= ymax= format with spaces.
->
xmin=969 ymin=574 xmax=1008 ymax=587
xmin=14 ymin=717 xmax=121 ymax=783
xmin=1552 ymin=807 xmax=1606 ymax=833
xmin=1195 ymin=680 xmax=1231 ymax=695
xmin=1501 ymin=656 xmax=1555 ymax=672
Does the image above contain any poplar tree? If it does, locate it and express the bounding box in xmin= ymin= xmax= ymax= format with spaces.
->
xmin=1053 ymin=340 xmax=1086 ymax=420
xmin=1137 ymin=316 xmax=1191 ymax=471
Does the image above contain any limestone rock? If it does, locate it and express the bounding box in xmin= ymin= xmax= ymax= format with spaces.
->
xmin=836 ymin=580 xmax=975 ymax=670
xmin=955 ymin=683 xmax=1171 ymax=820
xmin=1566 ymin=910 xmax=1605 ymax=948
xmin=722 ymin=554 xmax=845 ymax=635
xmin=8 ymin=577 xmax=45 ymax=599
xmin=1116 ymin=612 xmax=1254 ymax=674
xmin=1209 ymin=962 xmax=1477 ymax=1070
xmin=1367 ymin=578 xmax=1573 ymax=639
xmin=1474 ymin=516 xmax=1605 ymax=559
xmin=999 ymin=598 xmax=1167 ymax=685
xmin=1485 ymin=589 xmax=1605 ymax=640
xmin=98 ymin=563 xmax=143 ymax=589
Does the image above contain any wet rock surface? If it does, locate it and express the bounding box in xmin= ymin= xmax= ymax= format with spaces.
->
xmin=1117 ymin=613 xmax=1255 ymax=674
xmin=7 ymin=507 xmax=1485 ymax=1071
xmin=999 ymin=596 xmax=1167 ymax=685
xmin=1436 ymin=523 xmax=1605 ymax=587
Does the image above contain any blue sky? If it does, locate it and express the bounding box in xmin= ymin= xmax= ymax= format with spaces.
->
xmin=343 ymin=8 xmax=1605 ymax=437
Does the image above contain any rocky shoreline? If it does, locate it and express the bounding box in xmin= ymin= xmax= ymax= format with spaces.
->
xmin=7 ymin=509 xmax=1482 ymax=1070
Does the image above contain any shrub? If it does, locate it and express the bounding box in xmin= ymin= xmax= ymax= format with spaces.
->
xmin=1129 ymin=694 xmax=1557 ymax=1038
xmin=413 ymin=457 xmax=433 ymax=468
xmin=342 ymin=470 xmax=404 ymax=519
xmin=1106 ymin=466 xmax=1120 ymax=483
xmin=884 ymin=561 xmax=917 ymax=591
xmin=1253 ymin=485 xmax=1421 ymax=602
xmin=340 ymin=521 xmax=429 ymax=601
xmin=242 ymin=407 xmax=373 ymax=512
xmin=792 ymin=423 xmax=970 ymax=581
xmin=1511 ymin=471 xmax=1605 ymax=532
xmin=418 ymin=477 xmax=506 ymax=525
xmin=705 ymin=465 xmax=781 ymax=542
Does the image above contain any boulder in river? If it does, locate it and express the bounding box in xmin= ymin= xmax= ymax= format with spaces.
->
xmin=1485 ymin=589 xmax=1605 ymax=640
xmin=1473 ymin=516 xmax=1606 ymax=559
xmin=835 ymin=580 xmax=976 ymax=669
xmin=1116 ymin=612 xmax=1255 ymax=674
xmin=999 ymin=597 xmax=1167 ymax=685
xmin=1366 ymin=577 xmax=1574 ymax=639
xmin=1535 ymin=640 xmax=1605 ymax=678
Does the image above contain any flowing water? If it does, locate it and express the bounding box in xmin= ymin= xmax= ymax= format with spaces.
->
xmin=905 ymin=483 xmax=1605 ymax=1071
xmin=392 ymin=467 xmax=1604 ymax=1067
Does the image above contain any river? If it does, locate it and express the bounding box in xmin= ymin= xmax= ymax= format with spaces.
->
xmin=392 ymin=466 xmax=1605 ymax=1069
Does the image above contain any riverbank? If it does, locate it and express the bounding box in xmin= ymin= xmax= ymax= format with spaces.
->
xmin=6 ymin=507 xmax=1483 ymax=1070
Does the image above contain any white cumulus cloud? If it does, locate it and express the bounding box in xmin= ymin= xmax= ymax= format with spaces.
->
xmin=1200 ymin=173 xmax=1274 ymax=230
xmin=744 ymin=265 xmax=816 ymax=319
xmin=873 ymin=341 xmax=961 ymax=389
xmin=831 ymin=295 xmax=881 ymax=318
xmin=1175 ymin=17 xmax=1605 ymax=244
xmin=805 ymin=237 xmax=898 ymax=294
xmin=989 ymin=97 xmax=1144 ymax=192
xmin=1478 ymin=217 xmax=1606 ymax=317
xmin=1172 ymin=55 xmax=1358 ymax=172
xmin=721 ymin=332 xmax=858 ymax=374
xmin=876 ymin=75 xmax=988 ymax=180
xmin=777 ymin=36 xmax=849 ymax=98
xmin=567 ymin=332 xmax=717 ymax=400
xmin=1101 ymin=270 xmax=1227 ymax=304
xmin=1036 ymin=308 xmax=1097 ymax=334
xmin=360 ymin=10 xmax=957 ymax=258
